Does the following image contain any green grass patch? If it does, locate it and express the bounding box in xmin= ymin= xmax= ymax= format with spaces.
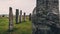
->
xmin=0 ymin=17 xmax=32 ymax=34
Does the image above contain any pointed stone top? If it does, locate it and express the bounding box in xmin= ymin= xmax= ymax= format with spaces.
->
xmin=16 ymin=9 xmax=19 ymax=11
xmin=20 ymin=10 xmax=22 ymax=11
xmin=9 ymin=7 xmax=12 ymax=10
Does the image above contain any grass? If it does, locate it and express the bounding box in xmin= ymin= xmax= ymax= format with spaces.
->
xmin=0 ymin=17 xmax=32 ymax=34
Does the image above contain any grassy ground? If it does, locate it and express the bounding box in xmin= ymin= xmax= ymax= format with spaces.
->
xmin=0 ymin=17 xmax=32 ymax=34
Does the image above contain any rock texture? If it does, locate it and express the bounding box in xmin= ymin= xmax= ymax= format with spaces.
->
xmin=16 ymin=9 xmax=19 ymax=24
xmin=32 ymin=0 xmax=59 ymax=34
xmin=19 ymin=10 xmax=22 ymax=23
xmin=9 ymin=7 xmax=13 ymax=31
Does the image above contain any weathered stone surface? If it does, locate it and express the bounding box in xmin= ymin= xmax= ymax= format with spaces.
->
xmin=19 ymin=10 xmax=22 ymax=23
xmin=16 ymin=9 xmax=19 ymax=24
xmin=29 ymin=13 xmax=31 ymax=21
xmin=23 ymin=12 xmax=26 ymax=22
xmin=32 ymin=0 xmax=59 ymax=34
xmin=9 ymin=7 xmax=13 ymax=31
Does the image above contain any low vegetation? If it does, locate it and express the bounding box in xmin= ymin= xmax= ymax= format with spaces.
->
xmin=0 ymin=17 xmax=32 ymax=34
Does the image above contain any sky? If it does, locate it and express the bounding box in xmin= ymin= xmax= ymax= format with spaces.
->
xmin=0 ymin=0 xmax=60 ymax=15
xmin=0 ymin=0 xmax=36 ymax=15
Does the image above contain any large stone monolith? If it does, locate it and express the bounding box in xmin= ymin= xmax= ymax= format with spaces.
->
xmin=32 ymin=0 xmax=59 ymax=34
xmin=16 ymin=9 xmax=19 ymax=24
xmin=9 ymin=7 xmax=13 ymax=31
xmin=19 ymin=10 xmax=22 ymax=23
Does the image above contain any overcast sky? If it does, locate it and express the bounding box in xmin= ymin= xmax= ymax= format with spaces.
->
xmin=0 ymin=0 xmax=60 ymax=15
xmin=0 ymin=0 xmax=36 ymax=15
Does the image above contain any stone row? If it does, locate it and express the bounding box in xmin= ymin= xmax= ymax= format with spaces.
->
xmin=9 ymin=7 xmax=31 ymax=31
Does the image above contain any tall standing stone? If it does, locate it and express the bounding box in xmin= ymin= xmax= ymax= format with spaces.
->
xmin=24 ymin=12 xmax=26 ymax=22
xmin=29 ymin=13 xmax=31 ymax=21
xmin=32 ymin=0 xmax=59 ymax=34
xmin=9 ymin=7 xmax=13 ymax=31
xmin=16 ymin=9 xmax=19 ymax=24
xmin=19 ymin=10 xmax=22 ymax=23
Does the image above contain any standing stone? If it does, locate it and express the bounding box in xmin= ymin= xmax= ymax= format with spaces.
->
xmin=32 ymin=0 xmax=59 ymax=34
xmin=19 ymin=10 xmax=22 ymax=23
xmin=9 ymin=7 xmax=13 ymax=31
xmin=24 ymin=12 xmax=26 ymax=22
xmin=16 ymin=9 xmax=19 ymax=24
xmin=29 ymin=13 xmax=31 ymax=21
